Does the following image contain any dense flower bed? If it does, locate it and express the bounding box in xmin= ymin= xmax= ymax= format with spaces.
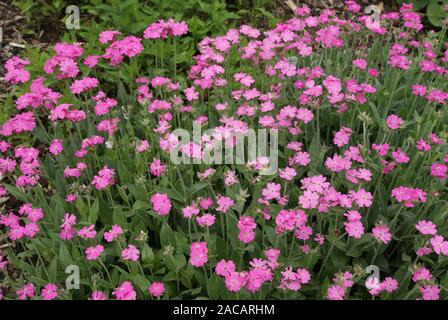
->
xmin=0 ymin=2 xmax=447 ymax=300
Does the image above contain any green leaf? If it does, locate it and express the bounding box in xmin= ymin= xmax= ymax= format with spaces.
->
xmin=207 ymin=274 xmax=221 ymax=299
xmin=58 ymin=243 xmax=74 ymax=268
xmin=160 ymin=222 xmax=174 ymax=247
xmin=89 ymin=198 xmax=100 ymax=224
xmin=128 ymin=184 xmax=148 ymax=202
xmin=4 ymin=184 xmax=32 ymax=203
xmin=133 ymin=200 xmax=150 ymax=211
xmin=308 ymin=133 xmax=322 ymax=172
xmin=427 ymin=0 xmax=448 ymax=27
xmin=141 ymin=244 xmax=155 ymax=265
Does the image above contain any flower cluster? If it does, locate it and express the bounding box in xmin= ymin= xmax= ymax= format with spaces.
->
xmin=0 ymin=2 xmax=447 ymax=300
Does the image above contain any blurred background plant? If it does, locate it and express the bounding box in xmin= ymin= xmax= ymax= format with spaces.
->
xmin=3 ymin=0 xmax=282 ymax=122
xmin=11 ymin=0 xmax=280 ymax=42
xmin=396 ymin=0 xmax=448 ymax=27
xmin=4 ymin=0 xmax=447 ymax=124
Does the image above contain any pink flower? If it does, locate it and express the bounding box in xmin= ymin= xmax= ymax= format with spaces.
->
xmin=325 ymin=154 xmax=352 ymax=172
xmin=299 ymin=190 xmax=319 ymax=209
xmin=279 ymin=167 xmax=297 ymax=181
xmin=237 ymin=216 xmax=257 ymax=244
xmin=91 ymin=290 xmax=107 ymax=300
xmin=70 ymin=77 xmax=98 ymax=94
xmin=431 ymin=163 xmax=447 ymax=179
xmin=216 ymin=259 xmax=236 ymax=278
xmin=392 ymin=186 xmax=427 ymax=207
xmin=149 ymin=159 xmax=167 ymax=177
xmin=85 ymin=245 xmax=104 ymax=260
xmin=99 ymin=30 xmax=121 ymax=43
xmin=295 ymin=225 xmax=313 ymax=241
xmin=150 ymin=193 xmax=171 ymax=216
xmin=372 ymin=225 xmax=392 ymax=244
xmin=262 ymin=182 xmax=281 ymax=201
xmin=412 ymin=267 xmax=433 ymax=283
xmin=416 ymin=138 xmax=431 ymax=151
xmin=419 ymin=285 xmax=440 ymax=300
xmin=149 ymin=282 xmax=165 ymax=298
xmin=415 ymin=220 xmax=437 ymax=235
xmin=386 ymin=114 xmax=403 ymax=130
xmin=83 ymin=55 xmax=100 ymax=68
xmin=350 ymin=188 xmax=373 ymax=207
xmin=344 ymin=220 xmax=364 ymax=239
xmin=104 ymin=225 xmax=124 ymax=242
xmin=240 ymin=25 xmax=260 ymax=38
xmin=122 ymin=244 xmax=140 ymax=261
xmin=143 ymin=19 xmax=188 ymax=39
xmin=391 ymin=148 xmax=409 ymax=163
xmin=296 ymin=108 xmax=314 ymax=123
xmin=225 ymin=272 xmax=246 ymax=292
xmin=0 ymin=112 xmax=36 ymax=136
xmin=66 ymin=194 xmax=77 ymax=202
xmin=17 ymin=283 xmax=35 ymax=300
xmin=380 ymin=277 xmax=398 ymax=293
xmin=216 ymin=195 xmax=234 ymax=213
xmin=353 ymin=59 xmax=367 ymax=70
xmin=278 ymin=266 xmax=309 ymax=291
xmin=430 ymin=235 xmax=448 ymax=255
xmin=196 ymin=214 xmax=216 ymax=227
xmin=184 ymin=87 xmax=199 ymax=101
xmin=182 ymin=204 xmax=199 ymax=219
xmin=91 ymin=166 xmax=115 ymax=190
xmin=189 ymin=241 xmax=208 ymax=267
xmin=41 ymin=284 xmax=58 ymax=300
xmin=327 ymin=285 xmax=345 ymax=300
xmin=49 ymin=139 xmax=63 ymax=155
xmin=77 ymin=224 xmax=97 ymax=239
xmin=333 ymin=127 xmax=353 ymax=147
xmin=412 ymin=84 xmax=427 ymax=96
xmin=112 ymin=281 xmax=136 ymax=300
xmin=136 ymin=140 xmax=149 ymax=153
xmin=5 ymin=56 xmax=30 ymax=84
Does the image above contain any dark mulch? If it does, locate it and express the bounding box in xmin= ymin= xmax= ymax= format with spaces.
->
xmin=0 ymin=0 xmax=55 ymax=103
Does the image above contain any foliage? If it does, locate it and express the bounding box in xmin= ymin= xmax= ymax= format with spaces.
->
xmin=396 ymin=0 xmax=448 ymax=27
xmin=0 ymin=2 xmax=447 ymax=300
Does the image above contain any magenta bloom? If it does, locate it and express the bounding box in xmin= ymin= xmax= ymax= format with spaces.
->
xmin=419 ymin=285 xmax=440 ymax=300
xmin=149 ymin=282 xmax=165 ymax=298
xmin=327 ymin=285 xmax=345 ymax=300
xmin=122 ymin=244 xmax=140 ymax=261
xmin=189 ymin=241 xmax=208 ymax=267
xmin=150 ymin=193 xmax=171 ymax=216
xmin=430 ymin=163 xmax=447 ymax=179
xmin=104 ymin=225 xmax=124 ymax=242
xmin=415 ymin=220 xmax=437 ymax=235
xmin=91 ymin=290 xmax=107 ymax=300
xmin=49 ymin=139 xmax=63 ymax=155
xmin=372 ymin=225 xmax=392 ymax=244
xmin=17 ymin=283 xmax=35 ymax=300
xmin=344 ymin=220 xmax=365 ymax=239
xmin=85 ymin=245 xmax=104 ymax=260
xmin=386 ymin=114 xmax=403 ymax=130
xmin=41 ymin=284 xmax=58 ymax=300
xmin=112 ymin=281 xmax=136 ymax=300
xmin=91 ymin=166 xmax=115 ymax=190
